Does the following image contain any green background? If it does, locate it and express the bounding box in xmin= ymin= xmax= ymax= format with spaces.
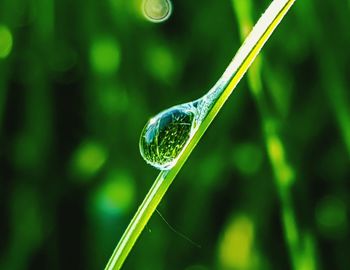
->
xmin=0 ymin=0 xmax=349 ymax=269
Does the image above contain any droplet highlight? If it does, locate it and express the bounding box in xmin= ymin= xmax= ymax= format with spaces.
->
xmin=143 ymin=0 xmax=172 ymax=23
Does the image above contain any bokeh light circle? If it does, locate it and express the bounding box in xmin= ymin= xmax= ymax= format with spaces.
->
xmin=142 ymin=0 xmax=172 ymax=23
xmin=0 ymin=25 xmax=13 ymax=59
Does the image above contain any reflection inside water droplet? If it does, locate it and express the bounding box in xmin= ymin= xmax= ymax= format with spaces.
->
xmin=139 ymin=103 xmax=198 ymax=170
xmin=143 ymin=0 xmax=172 ymax=23
xmin=139 ymin=82 xmax=224 ymax=170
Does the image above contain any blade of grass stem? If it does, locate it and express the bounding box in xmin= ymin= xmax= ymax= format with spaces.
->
xmin=105 ymin=0 xmax=296 ymax=269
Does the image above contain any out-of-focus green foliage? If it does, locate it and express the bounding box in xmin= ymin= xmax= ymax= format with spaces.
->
xmin=0 ymin=0 xmax=349 ymax=270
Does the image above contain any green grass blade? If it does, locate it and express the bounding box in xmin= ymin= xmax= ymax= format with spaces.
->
xmin=105 ymin=0 xmax=296 ymax=269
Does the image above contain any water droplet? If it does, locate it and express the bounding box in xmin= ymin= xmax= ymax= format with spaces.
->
xmin=139 ymin=76 xmax=228 ymax=170
xmin=139 ymin=103 xmax=199 ymax=170
xmin=139 ymin=58 xmax=230 ymax=170
xmin=143 ymin=0 xmax=172 ymax=23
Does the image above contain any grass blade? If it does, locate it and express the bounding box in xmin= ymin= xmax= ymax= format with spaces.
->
xmin=105 ymin=0 xmax=296 ymax=269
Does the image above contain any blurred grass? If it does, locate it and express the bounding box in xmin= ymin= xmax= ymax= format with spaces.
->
xmin=0 ymin=0 xmax=349 ymax=270
xmin=231 ymin=1 xmax=316 ymax=269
